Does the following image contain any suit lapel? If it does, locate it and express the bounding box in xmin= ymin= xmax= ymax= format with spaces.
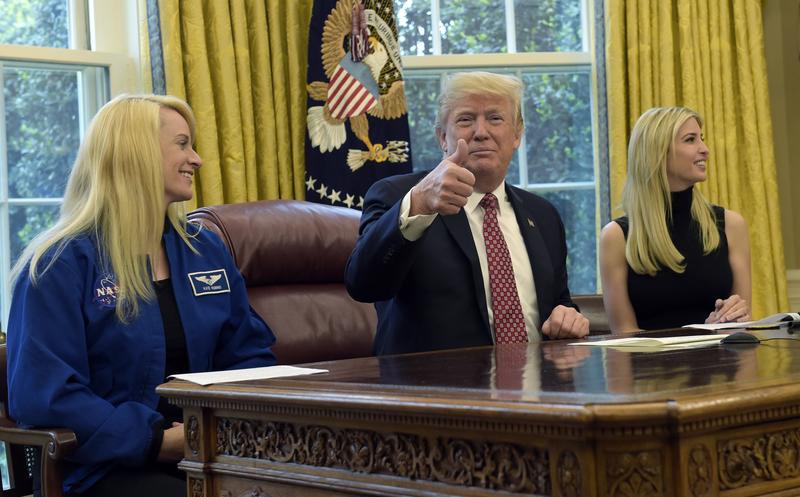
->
xmin=440 ymin=211 xmax=491 ymax=335
xmin=506 ymin=184 xmax=552 ymax=321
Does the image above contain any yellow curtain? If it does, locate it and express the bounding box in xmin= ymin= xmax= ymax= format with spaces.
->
xmin=606 ymin=0 xmax=788 ymax=317
xmin=144 ymin=0 xmax=314 ymax=209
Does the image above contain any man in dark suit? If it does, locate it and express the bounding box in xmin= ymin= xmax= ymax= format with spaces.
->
xmin=345 ymin=72 xmax=589 ymax=355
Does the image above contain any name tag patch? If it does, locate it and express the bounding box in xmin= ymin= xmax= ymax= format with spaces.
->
xmin=188 ymin=269 xmax=230 ymax=296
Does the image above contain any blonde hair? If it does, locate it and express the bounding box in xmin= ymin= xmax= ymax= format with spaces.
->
xmin=622 ymin=106 xmax=720 ymax=276
xmin=436 ymin=71 xmax=524 ymax=135
xmin=11 ymin=94 xmax=198 ymax=321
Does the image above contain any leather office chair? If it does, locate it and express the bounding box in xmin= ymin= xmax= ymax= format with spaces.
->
xmin=0 ymin=343 xmax=76 ymax=497
xmin=187 ymin=199 xmax=377 ymax=364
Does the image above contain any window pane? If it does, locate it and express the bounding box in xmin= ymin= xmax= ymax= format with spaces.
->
xmin=396 ymin=0 xmax=434 ymax=56
xmin=537 ymin=188 xmax=596 ymax=293
xmin=405 ymin=74 xmax=441 ymax=172
xmin=9 ymin=205 xmax=60 ymax=266
xmin=506 ymin=153 xmax=521 ymax=187
xmin=522 ymin=72 xmax=593 ymax=183
xmin=0 ymin=0 xmax=69 ymax=48
xmin=4 ymin=66 xmax=82 ymax=199
xmin=440 ymin=0 xmax=507 ymax=54
xmin=514 ymin=0 xmax=583 ymax=52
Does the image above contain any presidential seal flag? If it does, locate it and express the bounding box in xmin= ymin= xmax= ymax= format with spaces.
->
xmin=305 ymin=0 xmax=412 ymax=210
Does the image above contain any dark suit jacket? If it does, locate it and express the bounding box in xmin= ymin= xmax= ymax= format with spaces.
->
xmin=344 ymin=171 xmax=576 ymax=355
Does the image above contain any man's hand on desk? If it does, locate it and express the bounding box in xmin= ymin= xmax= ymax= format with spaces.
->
xmin=543 ymin=344 xmax=592 ymax=380
xmin=542 ymin=305 xmax=590 ymax=339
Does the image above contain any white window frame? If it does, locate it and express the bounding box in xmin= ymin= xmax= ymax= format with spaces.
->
xmin=401 ymin=0 xmax=600 ymax=195
xmin=0 ymin=0 xmax=140 ymax=330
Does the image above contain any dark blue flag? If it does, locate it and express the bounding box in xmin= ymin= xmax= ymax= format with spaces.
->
xmin=305 ymin=0 xmax=412 ymax=209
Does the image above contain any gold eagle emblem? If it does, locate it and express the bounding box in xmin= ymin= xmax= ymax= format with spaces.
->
xmin=306 ymin=0 xmax=409 ymax=171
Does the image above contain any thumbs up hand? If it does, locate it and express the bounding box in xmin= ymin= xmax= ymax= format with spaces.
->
xmin=410 ymin=139 xmax=476 ymax=216
xmin=448 ymin=138 xmax=469 ymax=166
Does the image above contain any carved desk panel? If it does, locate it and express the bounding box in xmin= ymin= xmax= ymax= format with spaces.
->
xmin=159 ymin=329 xmax=800 ymax=497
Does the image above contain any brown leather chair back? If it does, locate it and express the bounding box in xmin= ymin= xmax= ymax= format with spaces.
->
xmin=188 ymin=200 xmax=377 ymax=364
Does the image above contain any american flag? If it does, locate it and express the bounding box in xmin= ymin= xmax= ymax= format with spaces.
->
xmin=305 ymin=0 xmax=411 ymax=209
xmin=326 ymin=54 xmax=379 ymax=120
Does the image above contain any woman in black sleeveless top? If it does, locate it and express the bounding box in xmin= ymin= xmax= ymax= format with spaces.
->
xmin=599 ymin=107 xmax=751 ymax=331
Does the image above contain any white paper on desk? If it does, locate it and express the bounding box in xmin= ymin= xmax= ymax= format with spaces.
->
xmin=169 ymin=366 xmax=328 ymax=386
xmin=570 ymin=335 xmax=724 ymax=348
xmin=683 ymin=312 xmax=800 ymax=331
xmin=683 ymin=322 xmax=754 ymax=331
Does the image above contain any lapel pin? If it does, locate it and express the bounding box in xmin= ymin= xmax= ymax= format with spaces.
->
xmin=527 ymin=218 xmax=535 ymax=228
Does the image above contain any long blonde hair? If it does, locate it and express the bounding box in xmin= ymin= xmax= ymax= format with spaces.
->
xmin=11 ymin=94 xmax=198 ymax=321
xmin=621 ymin=106 xmax=720 ymax=276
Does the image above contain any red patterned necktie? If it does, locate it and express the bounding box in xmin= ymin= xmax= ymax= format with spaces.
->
xmin=480 ymin=193 xmax=528 ymax=344
xmin=494 ymin=343 xmax=528 ymax=390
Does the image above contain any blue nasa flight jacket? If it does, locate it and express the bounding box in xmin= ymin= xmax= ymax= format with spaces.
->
xmin=6 ymin=222 xmax=277 ymax=494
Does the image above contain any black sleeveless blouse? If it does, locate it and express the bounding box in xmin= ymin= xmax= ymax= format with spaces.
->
xmin=614 ymin=188 xmax=733 ymax=329
xmin=154 ymin=278 xmax=189 ymax=424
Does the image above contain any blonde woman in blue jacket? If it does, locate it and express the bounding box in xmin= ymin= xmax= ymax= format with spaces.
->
xmin=7 ymin=95 xmax=277 ymax=496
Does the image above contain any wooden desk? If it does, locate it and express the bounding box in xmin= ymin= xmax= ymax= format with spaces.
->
xmin=158 ymin=329 xmax=800 ymax=497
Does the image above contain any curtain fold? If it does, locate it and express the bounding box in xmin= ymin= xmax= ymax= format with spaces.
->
xmin=606 ymin=0 xmax=788 ymax=317
xmin=145 ymin=0 xmax=313 ymax=209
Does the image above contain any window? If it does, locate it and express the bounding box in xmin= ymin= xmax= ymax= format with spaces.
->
xmin=397 ymin=0 xmax=604 ymax=294
xmin=0 ymin=0 xmax=134 ymax=329
xmin=0 ymin=0 xmax=134 ymax=489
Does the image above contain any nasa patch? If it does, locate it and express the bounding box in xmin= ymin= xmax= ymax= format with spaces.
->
xmin=188 ymin=269 xmax=230 ymax=296
xmin=92 ymin=274 xmax=119 ymax=308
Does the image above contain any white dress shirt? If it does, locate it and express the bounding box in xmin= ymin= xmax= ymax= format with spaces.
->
xmin=399 ymin=185 xmax=540 ymax=341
